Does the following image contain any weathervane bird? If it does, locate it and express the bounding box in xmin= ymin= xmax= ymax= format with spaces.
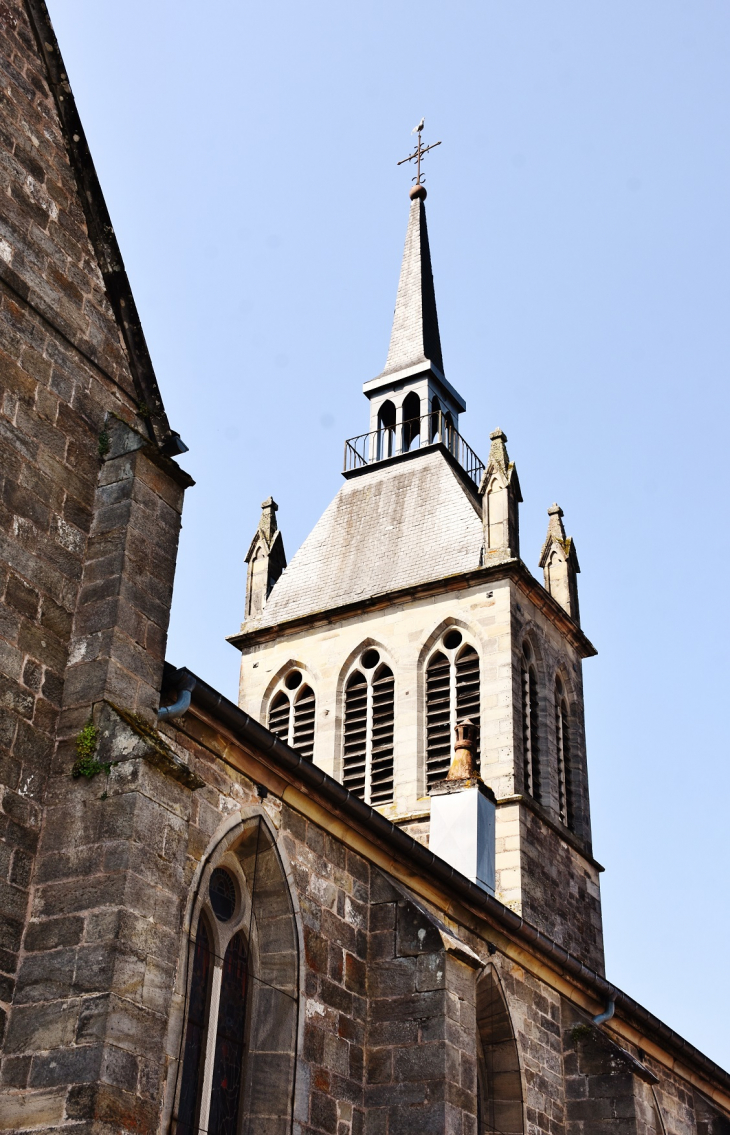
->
xmin=412 ymin=117 xmax=425 ymax=134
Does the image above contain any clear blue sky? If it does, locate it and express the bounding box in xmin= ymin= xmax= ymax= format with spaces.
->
xmin=49 ymin=0 xmax=730 ymax=1069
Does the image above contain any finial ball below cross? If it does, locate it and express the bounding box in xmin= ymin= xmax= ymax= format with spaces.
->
xmin=398 ymin=118 xmax=442 ymax=200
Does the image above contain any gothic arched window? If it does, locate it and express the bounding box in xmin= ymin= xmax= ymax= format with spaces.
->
xmin=430 ymin=395 xmax=442 ymax=441
xmin=425 ymin=630 xmax=481 ymax=789
xmin=555 ymin=677 xmax=574 ymax=830
xmin=342 ymin=649 xmax=395 ymax=805
xmin=402 ymin=390 xmax=421 ymax=450
xmin=267 ymin=670 xmax=316 ymax=759
xmin=477 ymin=968 xmax=524 ymax=1134
xmin=521 ymin=641 xmax=541 ymax=801
xmin=174 ymin=820 xmax=299 ymax=1135
xmin=377 ymin=399 xmax=396 ymax=460
xmin=444 ymin=409 xmax=456 ymax=455
xmin=178 ymin=868 xmax=249 ymax=1135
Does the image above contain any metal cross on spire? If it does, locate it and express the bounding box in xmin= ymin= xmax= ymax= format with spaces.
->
xmin=397 ymin=118 xmax=442 ymax=190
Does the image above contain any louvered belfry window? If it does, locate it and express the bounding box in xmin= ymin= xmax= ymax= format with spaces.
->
xmin=555 ymin=678 xmax=573 ymax=829
xmin=342 ymin=650 xmax=394 ymax=805
xmin=521 ymin=642 xmax=540 ymax=801
xmin=425 ymin=631 xmax=481 ymax=789
xmin=268 ymin=691 xmax=290 ymax=743
xmin=267 ymin=671 xmax=316 ymax=760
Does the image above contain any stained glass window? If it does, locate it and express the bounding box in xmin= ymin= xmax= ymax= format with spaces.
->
xmin=177 ymin=918 xmax=212 ymax=1135
xmin=208 ymin=931 xmax=249 ymax=1135
xmin=210 ymin=867 xmax=236 ymax=922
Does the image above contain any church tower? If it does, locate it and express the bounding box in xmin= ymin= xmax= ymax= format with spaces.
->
xmin=229 ymin=149 xmax=603 ymax=973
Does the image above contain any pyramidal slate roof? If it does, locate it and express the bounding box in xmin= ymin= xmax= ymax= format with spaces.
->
xmin=380 ymin=195 xmax=444 ymax=378
xmin=254 ymin=450 xmax=483 ymax=629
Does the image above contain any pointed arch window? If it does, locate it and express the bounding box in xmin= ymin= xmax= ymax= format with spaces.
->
xmin=555 ymin=677 xmax=574 ymax=830
xmin=178 ymin=918 xmax=213 ymax=1132
xmin=267 ymin=670 xmax=316 ymax=759
xmin=376 ymin=400 xmax=396 ymax=460
xmin=521 ymin=642 xmax=541 ymax=801
xmin=343 ymin=649 xmax=394 ymax=805
xmin=177 ymin=868 xmax=250 ymax=1135
xmin=477 ymin=969 xmax=524 ymax=1134
xmin=444 ymin=409 xmax=456 ymax=455
xmin=174 ymin=821 xmax=301 ymax=1135
xmin=425 ymin=630 xmax=481 ymax=789
xmin=402 ymin=390 xmax=421 ymax=451
xmin=430 ymin=395 xmax=442 ymax=442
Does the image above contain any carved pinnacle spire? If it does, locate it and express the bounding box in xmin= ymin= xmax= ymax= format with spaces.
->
xmin=479 ymin=429 xmax=522 ymax=562
xmin=258 ymin=496 xmax=279 ymax=546
xmin=244 ymin=497 xmax=286 ymax=621
xmin=487 ymin=428 xmax=511 ymax=475
xmin=539 ymin=503 xmax=580 ymax=624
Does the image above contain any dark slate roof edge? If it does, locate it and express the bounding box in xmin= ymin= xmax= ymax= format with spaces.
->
xmin=228 ymin=558 xmax=597 ymax=658
xmin=23 ymin=0 xmax=184 ymax=456
xmin=163 ymin=660 xmax=730 ymax=1095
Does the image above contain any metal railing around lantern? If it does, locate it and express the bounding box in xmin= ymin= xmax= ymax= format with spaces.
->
xmin=343 ymin=411 xmax=485 ymax=487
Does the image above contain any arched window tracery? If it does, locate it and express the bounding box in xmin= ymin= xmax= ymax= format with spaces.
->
xmin=174 ymin=819 xmax=299 ymax=1135
xmin=208 ymin=930 xmax=248 ymax=1135
xmin=555 ymin=677 xmax=574 ymax=830
xmin=342 ymin=649 xmax=395 ymax=805
xmin=521 ymin=641 xmax=541 ymax=802
xmin=425 ymin=630 xmax=481 ymax=789
xmin=178 ymin=868 xmax=250 ymax=1135
xmin=267 ymin=669 xmax=316 ymax=759
xmin=178 ymin=916 xmax=213 ymax=1133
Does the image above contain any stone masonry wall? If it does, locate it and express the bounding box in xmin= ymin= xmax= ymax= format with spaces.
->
xmin=1 ymin=686 xmax=727 ymax=1134
xmin=0 ymin=0 xmax=154 ymax=1059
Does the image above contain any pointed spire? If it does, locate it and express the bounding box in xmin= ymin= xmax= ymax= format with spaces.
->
xmin=479 ymin=429 xmax=522 ymax=562
xmin=539 ymin=504 xmax=581 ymax=624
xmin=380 ymin=188 xmax=444 ymax=379
xmin=244 ymin=497 xmax=286 ymax=620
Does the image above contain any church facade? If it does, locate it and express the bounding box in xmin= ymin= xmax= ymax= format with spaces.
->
xmin=0 ymin=4 xmax=729 ymax=1135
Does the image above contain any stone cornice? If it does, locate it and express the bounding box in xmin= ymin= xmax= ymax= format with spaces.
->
xmin=228 ymin=558 xmax=597 ymax=659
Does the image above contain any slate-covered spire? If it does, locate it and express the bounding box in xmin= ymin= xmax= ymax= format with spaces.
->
xmin=539 ymin=504 xmax=581 ymax=624
xmin=381 ymin=185 xmax=444 ymax=379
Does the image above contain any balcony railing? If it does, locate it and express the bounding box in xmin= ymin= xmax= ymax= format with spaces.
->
xmin=344 ymin=412 xmax=485 ymax=487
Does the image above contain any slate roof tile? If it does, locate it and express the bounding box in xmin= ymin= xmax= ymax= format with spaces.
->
xmin=256 ymin=450 xmax=483 ymax=628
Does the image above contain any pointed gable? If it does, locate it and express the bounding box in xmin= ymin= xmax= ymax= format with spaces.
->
xmin=2 ymin=0 xmax=181 ymax=454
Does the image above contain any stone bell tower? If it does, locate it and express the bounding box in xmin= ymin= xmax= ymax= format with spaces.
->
xmin=230 ymin=139 xmax=604 ymax=973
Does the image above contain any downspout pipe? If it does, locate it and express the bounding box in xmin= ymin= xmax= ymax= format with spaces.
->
xmin=158 ymin=674 xmax=197 ymax=720
xmin=593 ymin=998 xmax=616 ymax=1026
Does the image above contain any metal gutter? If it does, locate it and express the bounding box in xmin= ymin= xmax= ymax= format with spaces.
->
xmin=164 ymin=662 xmax=730 ymax=1099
